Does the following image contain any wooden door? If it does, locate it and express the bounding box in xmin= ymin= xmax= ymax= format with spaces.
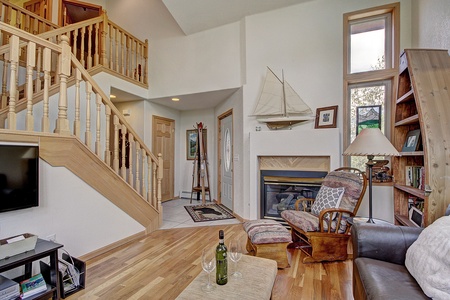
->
xmin=24 ymin=0 xmax=51 ymax=20
xmin=152 ymin=116 xmax=175 ymax=202
xmin=218 ymin=110 xmax=233 ymax=210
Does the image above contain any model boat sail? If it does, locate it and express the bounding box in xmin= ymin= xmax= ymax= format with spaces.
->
xmin=253 ymin=67 xmax=315 ymax=129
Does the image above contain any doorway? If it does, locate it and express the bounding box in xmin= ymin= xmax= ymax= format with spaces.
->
xmin=24 ymin=0 xmax=52 ymax=20
xmin=59 ymin=0 xmax=102 ymax=26
xmin=218 ymin=110 xmax=233 ymax=210
xmin=152 ymin=116 xmax=175 ymax=202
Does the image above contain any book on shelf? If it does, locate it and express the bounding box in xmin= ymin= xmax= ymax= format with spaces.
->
xmin=405 ymin=165 xmax=425 ymax=190
xmin=20 ymin=273 xmax=47 ymax=299
xmin=0 ymin=274 xmax=20 ymax=300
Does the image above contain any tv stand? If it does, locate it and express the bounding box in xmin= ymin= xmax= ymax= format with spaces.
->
xmin=0 ymin=238 xmax=63 ymax=299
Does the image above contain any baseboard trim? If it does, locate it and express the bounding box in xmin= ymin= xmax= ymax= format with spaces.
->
xmin=79 ymin=231 xmax=147 ymax=263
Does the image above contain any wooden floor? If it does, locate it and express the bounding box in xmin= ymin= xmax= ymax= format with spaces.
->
xmin=67 ymin=224 xmax=353 ymax=300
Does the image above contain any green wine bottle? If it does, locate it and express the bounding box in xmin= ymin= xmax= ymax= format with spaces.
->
xmin=216 ymin=230 xmax=228 ymax=285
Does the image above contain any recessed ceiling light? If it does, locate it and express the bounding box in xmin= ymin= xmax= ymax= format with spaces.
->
xmin=110 ymin=94 xmax=116 ymax=99
xmin=172 ymin=98 xmax=180 ymax=102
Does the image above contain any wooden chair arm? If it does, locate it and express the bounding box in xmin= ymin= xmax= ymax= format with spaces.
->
xmin=294 ymin=197 xmax=315 ymax=211
xmin=318 ymin=208 xmax=355 ymax=233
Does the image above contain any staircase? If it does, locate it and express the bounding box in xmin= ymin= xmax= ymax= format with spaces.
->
xmin=0 ymin=3 xmax=162 ymax=235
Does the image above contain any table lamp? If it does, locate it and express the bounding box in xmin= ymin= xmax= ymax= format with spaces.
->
xmin=343 ymin=128 xmax=400 ymax=223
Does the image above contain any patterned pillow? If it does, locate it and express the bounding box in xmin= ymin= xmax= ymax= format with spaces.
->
xmin=311 ymin=186 xmax=345 ymax=217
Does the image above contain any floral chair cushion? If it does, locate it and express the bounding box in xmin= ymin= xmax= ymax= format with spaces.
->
xmin=243 ymin=219 xmax=292 ymax=244
xmin=280 ymin=210 xmax=348 ymax=234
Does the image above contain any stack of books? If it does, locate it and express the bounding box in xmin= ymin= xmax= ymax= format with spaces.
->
xmin=0 ymin=274 xmax=20 ymax=300
xmin=405 ymin=165 xmax=425 ymax=190
xmin=19 ymin=273 xmax=47 ymax=299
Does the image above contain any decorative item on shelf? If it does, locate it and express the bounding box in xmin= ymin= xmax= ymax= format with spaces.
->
xmin=368 ymin=160 xmax=393 ymax=183
xmin=402 ymin=129 xmax=421 ymax=152
xmin=252 ymin=67 xmax=315 ymax=130
xmin=0 ymin=233 xmax=37 ymax=260
xmin=343 ymin=128 xmax=400 ymax=223
xmin=315 ymin=105 xmax=338 ymax=129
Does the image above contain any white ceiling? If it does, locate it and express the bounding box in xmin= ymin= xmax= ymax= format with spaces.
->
xmin=113 ymin=0 xmax=314 ymax=111
xmin=162 ymin=0 xmax=314 ymax=35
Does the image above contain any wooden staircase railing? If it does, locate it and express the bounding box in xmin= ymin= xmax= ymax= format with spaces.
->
xmin=0 ymin=21 xmax=162 ymax=227
xmin=0 ymin=0 xmax=58 ymax=35
xmin=0 ymin=0 xmax=148 ymax=87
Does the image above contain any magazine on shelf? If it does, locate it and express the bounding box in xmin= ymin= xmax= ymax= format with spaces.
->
xmin=59 ymin=258 xmax=80 ymax=290
xmin=20 ymin=273 xmax=47 ymax=298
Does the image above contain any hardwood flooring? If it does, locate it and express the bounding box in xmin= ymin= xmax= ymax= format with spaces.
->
xmin=67 ymin=224 xmax=353 ymax=300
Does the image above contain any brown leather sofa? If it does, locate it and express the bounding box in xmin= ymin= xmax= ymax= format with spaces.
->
xmin=351 ymin=223 xmax=430 ymax=300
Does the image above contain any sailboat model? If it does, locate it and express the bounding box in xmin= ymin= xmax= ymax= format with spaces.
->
xmin=253 ymin=67 xmax=315 ymax=130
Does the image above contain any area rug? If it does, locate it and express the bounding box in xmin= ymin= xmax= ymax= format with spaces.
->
xmin=184 ymin=204 xmax=235 ymax=222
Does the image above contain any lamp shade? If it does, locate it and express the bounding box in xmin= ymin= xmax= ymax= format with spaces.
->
xmin=344 ymin=128 xmax=400 ymax=157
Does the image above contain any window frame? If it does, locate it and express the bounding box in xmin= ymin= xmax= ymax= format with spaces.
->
xmin=343 ymin=3 xmax=400 ymax=167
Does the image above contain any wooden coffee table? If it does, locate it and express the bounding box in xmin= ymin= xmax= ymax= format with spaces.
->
xmin=176 ymin=254 xmax=277 ymax=300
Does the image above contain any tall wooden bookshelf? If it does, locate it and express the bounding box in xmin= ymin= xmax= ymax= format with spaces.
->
xmin=392 ymin=49 xmax=450 ymax=227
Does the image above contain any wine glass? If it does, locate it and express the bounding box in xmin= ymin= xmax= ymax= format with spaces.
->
xmin=201 ymin=248 xmax=216 ymax=292
xmin=229 ymin=238 xmax=243 ymax=279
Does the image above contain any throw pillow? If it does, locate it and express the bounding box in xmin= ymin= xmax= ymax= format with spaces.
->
xmin=310 ymin=185 xmax=345 ymax=218
xmin=405 ymin=216 xmax=450 ymax=300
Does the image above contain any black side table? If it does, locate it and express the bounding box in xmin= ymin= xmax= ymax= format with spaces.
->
xmin=0 ymin=238 xmax=63 ymax=299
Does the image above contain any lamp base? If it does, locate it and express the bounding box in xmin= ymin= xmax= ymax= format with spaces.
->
xmin=366 ymin=217 xmax=375 ymax=224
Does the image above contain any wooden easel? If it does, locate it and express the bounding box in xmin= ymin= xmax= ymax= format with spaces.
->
xmin=190 ymin=122 xmax=211 ymax=204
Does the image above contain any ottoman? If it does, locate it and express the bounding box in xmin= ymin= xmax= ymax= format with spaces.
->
xmin=243 ymin=219 xmax=292 ymax=268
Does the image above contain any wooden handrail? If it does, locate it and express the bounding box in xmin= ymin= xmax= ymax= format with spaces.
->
xmin=0 ymin=4 xmax=148 ymax=87
xmin=0 ymin=22 xmax=162 ymax=222
xmin=0 ymin=0 xmax=58 ymax=34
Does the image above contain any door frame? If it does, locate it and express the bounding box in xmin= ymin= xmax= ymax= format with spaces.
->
xmin=217 ymin=109 xmax=233 ymax=206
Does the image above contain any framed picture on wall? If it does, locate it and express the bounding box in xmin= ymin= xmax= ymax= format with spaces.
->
xmin=356 ymin=105 xmax=382 ymax=135
xmin=315 ymin=105 xmax=338 ymax=129
xmin=186 ymin=129 xmax=207 ymax=160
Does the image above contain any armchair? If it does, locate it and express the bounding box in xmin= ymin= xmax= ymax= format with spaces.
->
xmin=281 ymin=167 xmax=367 ymax=263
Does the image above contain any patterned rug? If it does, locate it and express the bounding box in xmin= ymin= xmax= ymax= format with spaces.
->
xmin=185 ymin=204 xmax=235 ymax=222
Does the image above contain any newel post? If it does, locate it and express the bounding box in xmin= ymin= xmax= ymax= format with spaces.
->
xmin=54 ymin=35 xmax=71 ymax=135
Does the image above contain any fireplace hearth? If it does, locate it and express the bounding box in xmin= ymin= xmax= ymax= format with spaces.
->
xmin=260 ymin=170 xmax=327 ymax=222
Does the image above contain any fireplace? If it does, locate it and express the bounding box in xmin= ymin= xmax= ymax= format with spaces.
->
xmin=260 ymin=170 xmax=327 ymax=222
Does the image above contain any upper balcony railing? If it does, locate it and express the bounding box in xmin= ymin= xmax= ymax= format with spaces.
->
xmin=0 ymin=0 xmax=148 ymax=87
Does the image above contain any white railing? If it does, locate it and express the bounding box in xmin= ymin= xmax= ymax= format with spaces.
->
xmin=0 ymin=22 xmax=162 ymax=221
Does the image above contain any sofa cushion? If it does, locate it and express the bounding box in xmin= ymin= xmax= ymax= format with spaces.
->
xmin=355 ymin=257 xmax=429 ymax=300
xmin=405 ymin=216 xmax=450 ymax=300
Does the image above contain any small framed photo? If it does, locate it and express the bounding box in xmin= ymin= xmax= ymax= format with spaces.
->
xmin=356 ymin=105 xmax=381 ymax=135
xmin=402 ymin=129 xmax=421 ymax=152
xmin=186 ymin=129 xmax=207 ymax=160
xmin=315 ymin=105 xmax=338 ymax=129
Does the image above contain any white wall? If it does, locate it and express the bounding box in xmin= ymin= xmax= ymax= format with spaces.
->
xmin=0 ymin=161 xmax=143 ymax=258
xmin=412 ymin=0 xmax=450 ymax=51
xmin=105 ymin=0 xmax=243 ymax=99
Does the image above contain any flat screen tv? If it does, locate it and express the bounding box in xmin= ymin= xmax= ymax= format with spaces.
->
xmin=0 ymin=144 xmax=39 ymax=213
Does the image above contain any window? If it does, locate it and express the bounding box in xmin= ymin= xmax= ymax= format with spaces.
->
xmin=343 ymin=3 xmax=399 ymax=170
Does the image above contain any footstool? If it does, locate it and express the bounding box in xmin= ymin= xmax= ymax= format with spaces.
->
xmin=243 ymin=219 xmax=292 ymax=268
